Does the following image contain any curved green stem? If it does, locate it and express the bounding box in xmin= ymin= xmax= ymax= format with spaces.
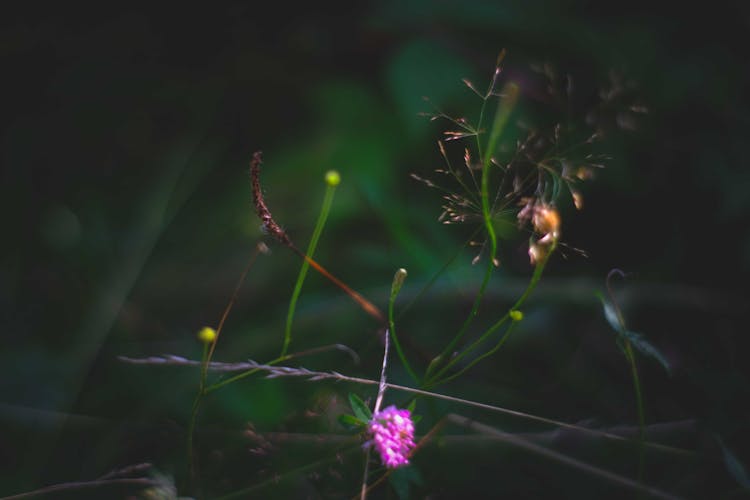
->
xmin=186 ymin=245 xmax=263 ymax=493
xmin=426 ymin=239 xmax=555 ymax=388
xmin=475 ymin=97 xmax=490 ymax=162
xmin=425 ymin=242 xmax=496 ymax=380
xmin=625 ymin=340 xmax=646 ymax=483
xmin=388 ymin=269 xmax=417 ymax=382
xmin=425 ymin=83 xmax=520 ymax=382
xmin=281 ymin=181 xmax=338 ymax=356
xmin=435 ymin=320 xmax=518 ymax=386
xmin=606 ymin=269 xmax=646 ymax=483
xmin=398 ymin=226 xmax=483 ymax=321
xmin=187 ymin=342 xmax=210 ymax=489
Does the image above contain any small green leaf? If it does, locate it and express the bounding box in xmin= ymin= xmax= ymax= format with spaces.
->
xmin=550 ymin=173 xmax=562 ymax=202
xmin=388 ymin=465 xmax=423 ymax=500
xmin=716 ymin=435 xmax=750 ymax=489
xmin=425 ymin=356 xmax=442 ymax=379
xmin=597 ymin=293 xmax=671 ymax=375
xmin=348 ymin=393 xmax=372 ymax=422
xmin=622 ymin=329 xmax=672 ymax=376
xmin=407 ymin=399 xmax=417 ymax=413
xmin=596 ymin=292 xmax=625 ymax=335
xmin=338 ymin=413 xmax=366 ymax=429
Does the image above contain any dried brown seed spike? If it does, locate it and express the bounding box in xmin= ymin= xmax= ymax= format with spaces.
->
xmin=250 ymin=151 xmax=293 ymax=247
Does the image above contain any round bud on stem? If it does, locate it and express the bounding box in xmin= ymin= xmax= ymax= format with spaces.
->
xmin=325 ymin=170 xmax=341 ymax=187
xmin=197 ymin=326 xmax=217 ymax=344
xmin=393 ymin=268 xmax=408 ymax=287
xmin=509 ymin=310 xmax=524 ymax=322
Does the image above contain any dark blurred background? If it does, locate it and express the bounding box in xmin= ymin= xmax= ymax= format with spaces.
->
xmin=2 ymin=1 xmax=749 ymax=498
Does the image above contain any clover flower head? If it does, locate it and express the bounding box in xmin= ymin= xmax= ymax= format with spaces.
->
xmin=367 ymin=405 xmax=415 ymax=468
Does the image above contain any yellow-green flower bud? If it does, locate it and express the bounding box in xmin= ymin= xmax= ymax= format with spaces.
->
xmin=325 ymin=170 xmax=341 ymax=187
xmin=197 ymin=326 xmax=217 ymax=344
xmin=390 ymin=268 xmax=408 ymax=299
xmin=509 ymin=310 xmax=524 ymax=322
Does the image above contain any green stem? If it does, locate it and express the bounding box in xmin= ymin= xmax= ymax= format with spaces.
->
xmin=435 ymin=320 xmax=518 ymax=386
xmin=606 ymin=269 xmax=646 ymax=484
xmin=425 ymin=240 xmax=496 ymax=381
xmin=625 ymin=340 xmax=646 ymax=484
xmin=398 ymin=226 xmax=482 ymax=320
xmin=205 ymin=342 xmax=357 ymax=395
xmin=426 ymin=239 xmax=555 ymax=388
xmin=281 ymin=181 xmax=338 ymax=356
xmin=214 ymin=444 xmax=361 ymax=500
xmin=388 ymin=269 xmax=418 ymax=382
xmin=186 ymin=394 xmax=201 ymax=486
xmin=425 ymin=83 xmax=519 ymax=381
xmin=474 ymin=50 xmax=507 ymax=161
xmin=187 ymin=342 xmax=210 ymax=490
xmin=204 ymin=354 xmax=290 ymax=394
xmin=475 ymin=97 xmax=490 ymax=162
xmin=186 ymin=246 xmax=262 ymax=494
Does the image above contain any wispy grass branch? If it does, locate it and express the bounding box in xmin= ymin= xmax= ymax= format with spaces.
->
xmin=426 ymin=80 xmax=520 ymax=381
xmin=119 ymin=355 xmax=694 ymax=458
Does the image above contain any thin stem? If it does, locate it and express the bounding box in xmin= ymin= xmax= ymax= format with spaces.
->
xmin=290 ymin=246 xmax=385 ymax=324
xmin=361 ymin=324 xmax=393 ymax=500
xmin=474 ymin=50 xmax=506 ymax=161
xmin=426 ymin=83 xmax=519 ymax=381
xmin=207 ymin=244 xmax=265 ymax=363
xmin=426 ymin=239 xmax=555 ymax=388
xmin=2 ymin=478 xmax=161 ymax=500
xmin=437 ymin=140 xmax=481 ymax=203
xmin=282 ymin=181 xmax=338 ymax=356
xmin=205 ymin=353 xmax=291 ymax=394
xmin=475 ymin=100 xmax=489 ymax=162
xmin=374 ymin=329 xmax=390 ymax=414
xmin=359 ymin=447 xmax=372 ymax=500
xmin=433 ymin=320 xmax=517 ymax=386
xmin=204 ymin=343 xmax=357 ymax=394
xmin=626 ymin=341 xmax=647 ymax=484
xmin=251 ymin=153 xmax=383 ymax=324
xmin=187 ymin=245 xmax=263 ymax=490
xmin=123 ymin=354 xmax=695 ymax=458
xmin=388 ymin=269 xmax=417 ymax=382
xmin=398 ymin=226 xmax=482 ymax=320
xmin=448 ymin=415 xmax=681 ymax=500
xmin=606 ymin=269 xmax=646 ymax=483
xmin=187 ymin=341 xmax=210 ymax=489
xmin=215 ymin=444 xmax=361 ymax=500
xmin=477 ymin=81 xmax=518 ymax=271
xmin=425 ymin=237 xmax=495 ymax=380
